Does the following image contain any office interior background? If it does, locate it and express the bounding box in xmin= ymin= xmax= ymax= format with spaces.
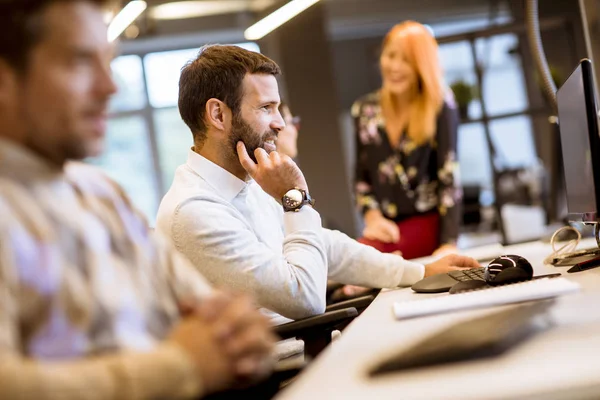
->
xmin=100 ymin=0 xmax=600 ymax=247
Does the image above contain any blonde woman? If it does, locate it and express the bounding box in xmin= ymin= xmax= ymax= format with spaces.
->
xmin=352 ymin=21 xmax=462 ymax=259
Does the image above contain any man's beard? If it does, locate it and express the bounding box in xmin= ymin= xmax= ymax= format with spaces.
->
xmin=25 ymin=123 xmax=103 ymax=165
xmin=229 ymin=113 xmax=277 ymax=164
xmin=22 ymin=116 xmax=98 ymax=167
xmin=21 ymin=100 xmax=108 ymax=165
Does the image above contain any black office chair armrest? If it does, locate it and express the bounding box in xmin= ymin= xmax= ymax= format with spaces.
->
xmin=274 ymin=307 xmax=358 ymax=340
xmin=325 ymin=294 xmax=376 ymax=313
xmin=274 ymin=307 xmax=358 ymax=359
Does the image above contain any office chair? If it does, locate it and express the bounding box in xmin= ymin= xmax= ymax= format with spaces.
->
xmin=273 ymin=293 xmax=376 ymax=359
xmin=210 ymin=295 xmax=375 ymax=400
xmin=203 ymin=306 xmax=366 ymax=400
xmin=326 ymin=281 xmax=380 ymax=310
xmin=274 ymin=306 xmax=357 ymax=359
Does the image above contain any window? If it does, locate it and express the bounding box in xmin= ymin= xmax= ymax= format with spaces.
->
xmin=430 ymin=15 xmax=512 ymax=38
xmin=438 ymin=31 xmax=536 ymax=192
xmin=439 ymin=41 xmax=482 ymax=120
xmin=109 ymin=55 xmax=146 ymax=113
xmin=144 ymin=48 xmax=199 ymax=108
xmin=489 ymin=116 xmax=538 ymax=169
xmin=88 ymin=116 xmax=159 ymax=225
xmin=154 ymin=108 xmax=193 ymax=189
xmin=436 ymin=25 xmax=541 ymax=243
xmin=457 ymin=123 xmax=493 ymax=188
xmin=476 ymin=34 xmax=528 ymax=115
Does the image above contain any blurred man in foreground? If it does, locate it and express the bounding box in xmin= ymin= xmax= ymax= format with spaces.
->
xmin=0 ymin=1 xmax=275 ymax=398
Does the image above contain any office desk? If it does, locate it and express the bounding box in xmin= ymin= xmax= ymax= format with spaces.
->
xmin=278 ymin=239 xmax=600 ymax=400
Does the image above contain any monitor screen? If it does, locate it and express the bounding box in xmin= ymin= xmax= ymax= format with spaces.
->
xmin=556 ymin=59 xmax=600 ymax=222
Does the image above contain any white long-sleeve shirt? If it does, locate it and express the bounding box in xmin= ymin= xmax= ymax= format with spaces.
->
xmin=156 ymin=150 xmax=425 ymax=322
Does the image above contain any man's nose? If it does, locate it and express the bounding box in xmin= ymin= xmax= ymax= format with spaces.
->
xmin=271 ymin=111 xmax=285 ymax=132
xmin=97 ymin=63 xmax=118 ymax=97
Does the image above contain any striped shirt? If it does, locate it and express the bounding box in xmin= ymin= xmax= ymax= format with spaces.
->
xmin=0 ymin=138 xmax=212 ymax=400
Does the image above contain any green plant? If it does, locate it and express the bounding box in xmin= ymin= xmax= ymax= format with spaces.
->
xmin=450 ymin=80 xmax=476 ymax=119
xmin=450 ymin=80 xmax=475 ymax=106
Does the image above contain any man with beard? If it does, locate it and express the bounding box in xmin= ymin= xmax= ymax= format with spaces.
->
xmin=156 ymin=45 xmax=480 ymax=324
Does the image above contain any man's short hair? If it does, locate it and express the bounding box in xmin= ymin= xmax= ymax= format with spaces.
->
xmin=0 ymin=0 xmax=109 ymax=70
xmin=178 ymin=45 xmax=281 ymax=143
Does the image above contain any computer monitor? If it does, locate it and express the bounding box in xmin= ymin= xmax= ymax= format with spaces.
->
xmin=556 ymin=59 xmax=600 ymax=224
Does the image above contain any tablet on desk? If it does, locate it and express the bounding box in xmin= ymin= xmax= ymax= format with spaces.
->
xmin=369 ymin=300 xmax=555 ymax=377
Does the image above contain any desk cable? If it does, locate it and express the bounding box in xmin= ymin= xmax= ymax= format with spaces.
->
xmin=543 ymin=226 xmax=582 ymax=265
xmin=544 ymin=224 xmax=600 ymax=265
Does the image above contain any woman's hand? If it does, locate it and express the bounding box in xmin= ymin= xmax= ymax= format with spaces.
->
xmin=362 ymin=209 xmax=400 ymax=243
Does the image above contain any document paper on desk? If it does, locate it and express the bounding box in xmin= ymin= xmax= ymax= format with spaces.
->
xmin=393 ymin=277 xmax=580 ymax=320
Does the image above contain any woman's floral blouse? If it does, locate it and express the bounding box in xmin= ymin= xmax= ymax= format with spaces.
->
xmin=352 ymin=90 xmax=463 ymax=244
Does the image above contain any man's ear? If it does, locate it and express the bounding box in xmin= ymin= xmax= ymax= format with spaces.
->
xmin=205 ymin=99 xmax=230 ymax=131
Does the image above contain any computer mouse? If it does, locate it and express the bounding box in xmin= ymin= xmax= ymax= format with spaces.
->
xmin=449 ymin=279 xmax=490 ymax=294
xmin=485 ymin=255 xmax=534 ymax=286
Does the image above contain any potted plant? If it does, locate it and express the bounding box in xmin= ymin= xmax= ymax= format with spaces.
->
xmin=450 ymin=80 xmax=476 ymax=120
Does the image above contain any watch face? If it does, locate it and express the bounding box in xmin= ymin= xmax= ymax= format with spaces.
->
xmin=284 ymin=189 xmax=303 ymax=209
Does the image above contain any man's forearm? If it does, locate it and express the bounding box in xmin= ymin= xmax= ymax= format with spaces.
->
xmin=324 ymin=229 xmax=425 ymax=287
xmin=0 ymin=343 xmax=202 ymax=400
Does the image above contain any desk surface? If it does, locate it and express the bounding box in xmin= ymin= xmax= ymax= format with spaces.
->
xmin=278 ymin=239 xmax=600 ymax=400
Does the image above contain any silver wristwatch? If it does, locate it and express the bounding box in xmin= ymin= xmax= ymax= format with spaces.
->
xmin=282 ymin=187 xmax=315 ymax=212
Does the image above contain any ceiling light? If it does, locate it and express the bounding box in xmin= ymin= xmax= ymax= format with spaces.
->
xmin=150 ymin=1 xmax=276 ymax=20
xmin=151 ymin=1 xmax=247 ymax=20
xmin=244 ymin=0 xmax=320 ymax=41
xmin=108 ymin=1 xmax=147 ymax=42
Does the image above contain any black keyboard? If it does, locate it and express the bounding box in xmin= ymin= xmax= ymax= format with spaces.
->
xmin=411 ymin=267 xmax=486 ymax=293
xmin=447 ymin=268 xmax=486 ymax=282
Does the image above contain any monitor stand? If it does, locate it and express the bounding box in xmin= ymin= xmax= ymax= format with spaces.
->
xmin=550 ymin=223 xmax=600 ymax=266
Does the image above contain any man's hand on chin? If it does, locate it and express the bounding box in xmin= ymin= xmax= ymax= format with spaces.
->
xmin=237 ymin=142 xmax=308 ymax=201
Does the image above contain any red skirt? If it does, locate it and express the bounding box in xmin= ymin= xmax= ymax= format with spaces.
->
xmin=358 ymin=212 xmax=440 ymax=260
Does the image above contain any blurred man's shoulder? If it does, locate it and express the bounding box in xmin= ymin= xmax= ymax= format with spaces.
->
xmin=65 ymin=162 xmax=130 ymax=203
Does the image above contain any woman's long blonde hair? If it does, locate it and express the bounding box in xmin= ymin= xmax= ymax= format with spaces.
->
xmin=381 ymin=21 xmax=445 ymax=145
